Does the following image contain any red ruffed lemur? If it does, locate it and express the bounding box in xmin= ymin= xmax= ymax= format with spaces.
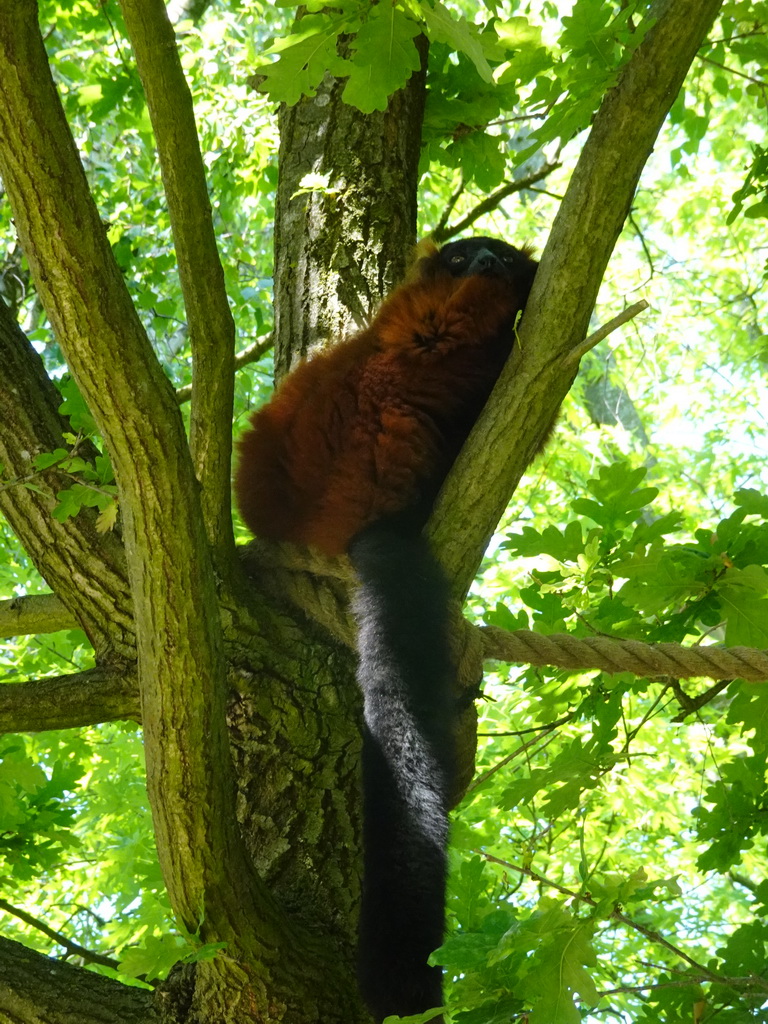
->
xmin=235 ymin=236 xmax=538 ymax=1023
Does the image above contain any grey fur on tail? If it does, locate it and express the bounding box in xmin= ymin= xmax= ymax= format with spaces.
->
xmin=349 ymin=520 xmax=455 ymax=1022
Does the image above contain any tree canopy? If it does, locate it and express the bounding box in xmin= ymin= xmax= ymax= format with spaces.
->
xmin=0 ymin=1 xmax=767 ymax=1022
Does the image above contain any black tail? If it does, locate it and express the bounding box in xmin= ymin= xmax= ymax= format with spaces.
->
xmin=348 ymin=520 xmax=455 ymax=1023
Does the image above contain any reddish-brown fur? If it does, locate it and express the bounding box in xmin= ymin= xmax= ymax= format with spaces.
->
xmin=235 ymin=248 xmax=534 ymax=555
xmin=235 ymin=237 xmax=537 ymax=1021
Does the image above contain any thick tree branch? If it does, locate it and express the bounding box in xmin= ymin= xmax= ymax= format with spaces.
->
xmin=117 ymin=0 xmax=236 ymax=569
xmin=0 ymin=935 xmax=159 ymax=1024
xmin=176 ymin=335 xmax=274 ymax=405
xmin=428 ymin=0 xmax=724 ymax=598
xmin=0 ymin=666 xmax=140 ymax=732
xmin=0 ymin=593 xmax=77 ymax=640
xmin=8 ymin=597 xmax=762 ymax=737
xmin=0 ymin=299 xmax=134 ymax=660
xmin=0 ymin=0 xmax=293 ymax=992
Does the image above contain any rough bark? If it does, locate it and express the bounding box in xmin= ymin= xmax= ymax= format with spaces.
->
xmin=0 ymin=936 xmax=159 ymax=1024
xmin=0 ymin=1 xmax=427 ymax=1019
xmin=118 ymin=0 xmax=237 ymax=570
xmin=0 ymin=3 xmax=314 ymax=1017
xmin=0 ymin=299 xmax=135 ymax=660
xmin=272 ymin=37 xmax=428 ymax=379
xmin=429 ymin=0 xmax=725 ymax=598
xmin=0 ymin=593 xmax=77 ymax=640
xmin=0 ymin=665 xmax=140 ymax=731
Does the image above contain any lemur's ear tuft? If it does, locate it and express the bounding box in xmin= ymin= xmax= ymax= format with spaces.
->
xmin=404 ymin=237 xmax=440 ymax=282
xmin=412 ymin=237 xmax=439 ymax=261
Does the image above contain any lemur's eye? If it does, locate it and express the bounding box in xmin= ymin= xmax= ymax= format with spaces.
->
xmin=448 ymin=252 xmax=466 ymax=265
xmin=503 ymin=253 xmax=517 ymax=263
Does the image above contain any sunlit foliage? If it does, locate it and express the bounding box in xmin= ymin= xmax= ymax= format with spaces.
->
xmin=1 ymin=0 xmax=767 ymax=1020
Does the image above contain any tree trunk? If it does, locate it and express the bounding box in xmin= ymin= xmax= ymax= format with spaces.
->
xmin=272 ymin=37 xmax=428 ymax=378
xmin=0 ymin=1 xmax=427 ymax=1020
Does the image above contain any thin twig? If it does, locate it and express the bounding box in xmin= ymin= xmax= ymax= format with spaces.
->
xmin=434 ymin=179 xmax=466 ymax=237
xmin=475 ymin=853 xmax=736 ymax=985
xmin=596 ymin=977 xmax=757 ymax=997
xmin=62 ymin=472 xmax=116 ymax=499
xmin=565 ymin=300 xmax=650 ymax=365
xmin=707 ymin=31 xmax=768 ymax=44
xmin=437 ymin=162 xmax=562 ymax=242
xmin=0 ymin=896 xmax=120 ymax=970
xmin=466 ymin=716 xmax=573 ymax=794
xmin=670 ymin=677 xmax=732 ymax=721
xmin=697 ymin=54 xmax=767 ymax=87
xmin=176 ymin=333 xmax=274 ymax=404
xmin=629 ymin=211 xmax=655 ymax=284
xmin=0 ymin=435 xmax=86 ymax=493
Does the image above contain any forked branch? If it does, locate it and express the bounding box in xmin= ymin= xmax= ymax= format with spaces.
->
xmin=0 ymin=0 xmax=294 ymax=982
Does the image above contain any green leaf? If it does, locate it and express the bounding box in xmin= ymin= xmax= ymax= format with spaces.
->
xmin=503 ymin=521 xmax=585 ymax=562
xmin=572 ymin=463 xmax=659 ymax=530
xmin=118 ymin=934 xmax=188 ymax=981
xmin=517 ymin=900 xmax=598 ymax=1023
xmin=343 ymin=6 xmax=422 ymax=113
xmin=727 ymin=681 xmax=768 ymax=751
xmin=745 ymin=198 xmax=768 ymax=218
xmin=452 ymin=131 xmax=507 ymax=191
xmin=717 ymin=564 xmax=768 ymax=647
xmin=448 ymin=855 xmax=492 ymax=929
xmin=96 ymin=500 xmax=119 ymax=533
xmin=382 ymin=1007 xmax=444 ymax=1024
xmin=252 ymin=14 xmax=350 ymax=106
xmin=518 ymin=585 xmax=572 ymax=633
xmin=32 ymin=448 xmax=69 ymax=471
xmin=627 ymin=510 xmax=685 ymax=548
xmin=94 ymin=454 xmax=115 ymax=485
xmin=485 ymin=601 xmax=528 ymax=631
xmin=735 ymin=488 xmax=768 ymax=517
xmin=436 ymin=908 xmax=516 ymax=972
xmin=495 ymin=15 xmax=545 ymax=53
xmin=57 ymin=376 xmax=98 ymax=434
xmin=613 ymin=542 xmax=712 ymax=617
xmin=716 ymin=919 xmax=768 ymax=977
xmin=0 ymin=748 xmax=47 ymax=796
xmin=52 ymin=484 xmax=96 ymax=521
xmin=420 ymin=2 xmax=492 ymax=84
xmin=450 ymin=995 xmax=526 ymax=1024
xmin=495 ymin=31 xmax=554 ymax=88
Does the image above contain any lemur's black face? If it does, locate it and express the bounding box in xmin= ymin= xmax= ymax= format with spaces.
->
xmin=439 ymin=237 xmax=537 ymax=291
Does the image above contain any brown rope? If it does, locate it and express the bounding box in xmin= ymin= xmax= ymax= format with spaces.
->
xmin=480 ymin=626 xmax=768 ymax=682
xmin=241 ymin=542 xmax=768 ymax=683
